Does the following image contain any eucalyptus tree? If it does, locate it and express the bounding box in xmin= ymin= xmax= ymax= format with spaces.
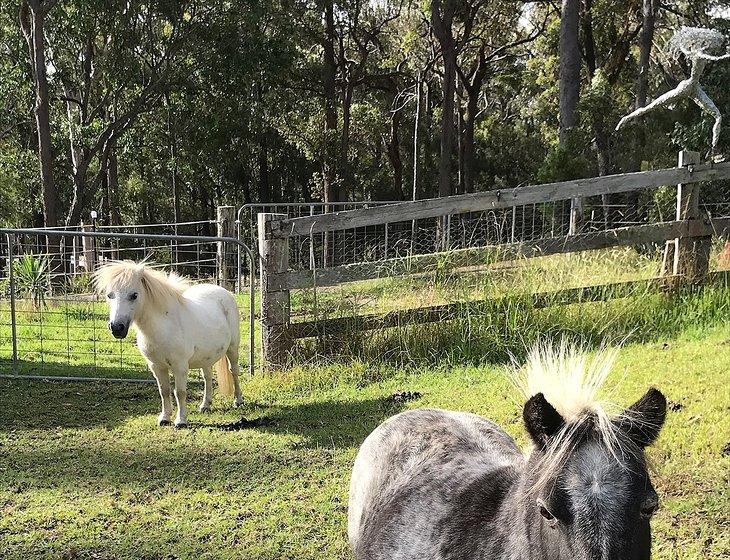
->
xmin=19 ymin=0 xmax=60 ymax=236
xmin=50 ymin=0 xmax=203 ymax=228
xmin=558 ymin=0 xmax=582 ymax=233
xmin=455 ymin=2 xmax=548 ymax=193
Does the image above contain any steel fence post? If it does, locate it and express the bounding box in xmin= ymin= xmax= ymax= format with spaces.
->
xmin=6 ymin=234 xmax=18 ymax=373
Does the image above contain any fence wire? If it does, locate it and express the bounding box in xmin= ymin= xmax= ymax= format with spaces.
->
xmin=246 ymin=181 xmax=730 ymax=326
xmin=0 ymin=226 xmax=256 ymax=381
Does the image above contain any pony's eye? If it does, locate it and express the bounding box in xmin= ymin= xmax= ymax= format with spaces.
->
xmin=640 ymin=504 xmax=657 ymax=518
xmin=539 ymin=505 xmax=555 ymax=521
xmin=129 ymin=293 xmax=138 ymax=301
xmin=537 ymin=499 xmax=557 ymax=524
xmin=107 ymin=293 xmax=115 ymax=299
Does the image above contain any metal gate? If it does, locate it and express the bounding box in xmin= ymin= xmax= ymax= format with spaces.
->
xmin=0 ymin=228 xmax=257 ymax=382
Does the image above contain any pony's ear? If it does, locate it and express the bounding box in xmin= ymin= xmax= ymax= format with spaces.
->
xmin=523 ymin=393 xmax=565 ymax=447
xmin=615 ymin=388 xmax=666 ymax=447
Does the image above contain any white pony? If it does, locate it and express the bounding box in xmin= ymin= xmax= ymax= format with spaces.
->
xmin=94 ymin=261 xmax=243 ymax=427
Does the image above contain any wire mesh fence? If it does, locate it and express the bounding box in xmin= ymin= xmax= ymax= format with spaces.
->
xmin=242 ymin=184 xmax=730 ymax=277
xmin=256 ymin=181 xmax=730 ymax=328
xmin=0 ymin=226 xmax=256 ymax=382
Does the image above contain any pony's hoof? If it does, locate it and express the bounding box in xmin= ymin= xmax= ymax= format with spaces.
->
xmin=233 ymin=398 xmax=244 ymax=408
xmin=199 ymin=404 xmax=211 ymax=413
xmin=158 ymin=419 xmax=172 ymax=427
xmin=174 ymin=422 xmax=188 ymax=430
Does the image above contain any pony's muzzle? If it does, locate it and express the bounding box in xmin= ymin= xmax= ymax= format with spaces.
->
xmin=109 ymin=321 xmax=129 ymax=339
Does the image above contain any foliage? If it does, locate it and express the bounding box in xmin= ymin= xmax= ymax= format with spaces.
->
xmin=2 ymin=0 xmax=728 ymax=228
xmin=11 ymin=253 xmax=50 ymax=308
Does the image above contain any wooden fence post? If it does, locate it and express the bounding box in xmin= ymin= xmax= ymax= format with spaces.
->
xmin=217 ymin=205 xmax=235 ymax=288
xmin=258 ymin=213 xmax=291 ymax=367
xmin=671 ymin=150 xmax=711 ymax=284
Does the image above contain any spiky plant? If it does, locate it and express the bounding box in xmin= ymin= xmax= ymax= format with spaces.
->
xmin=13 ymin=253 xmax=50 ymax=308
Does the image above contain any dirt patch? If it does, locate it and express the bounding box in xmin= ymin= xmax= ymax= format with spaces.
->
xmin=668 ymin=400 xmax=684 ymax=412
xmin=200 ymin=417 xmax=275 ymax=431
xmin=387 ymin=391 xmax=422 ymax=404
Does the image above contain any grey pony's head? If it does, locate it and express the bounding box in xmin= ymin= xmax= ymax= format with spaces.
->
xmin=522 ymin=388 xmax=667 ymax=560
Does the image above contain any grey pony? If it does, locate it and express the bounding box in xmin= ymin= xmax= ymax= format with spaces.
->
xmin=348 ymin=389 xmax=666 ymax=560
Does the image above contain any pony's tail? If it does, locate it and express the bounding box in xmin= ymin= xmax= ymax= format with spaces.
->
xmin=215 ymin=356 xmax=235 ymax=396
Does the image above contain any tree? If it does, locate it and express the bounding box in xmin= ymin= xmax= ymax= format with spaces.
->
xmin=430 ymin=0 xmax=460 ymax=199
xmin=558 ymin=0 xmax=582 ymax=233
xmin=455 ymin=4 xmax=547 ymax=193
xmin=19 ymin=0 xmax=59 ymax=236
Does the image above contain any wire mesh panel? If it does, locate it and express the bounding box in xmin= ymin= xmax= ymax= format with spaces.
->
xmin=0 ymin=227 xmax=256 ymax=381
xmin=270 ymin=180 xmax=730 ymax=330
xmin=242 ymin=191 xmax=690 ymax=277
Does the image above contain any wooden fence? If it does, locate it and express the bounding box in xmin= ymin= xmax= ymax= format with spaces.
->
xmin=257 ymin=151 xmax=730 ymax=366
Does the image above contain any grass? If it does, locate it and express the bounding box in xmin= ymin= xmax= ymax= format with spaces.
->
xmin=0 ymin=292 xmax=258 ymax=379
xmin=0 ymin=325 xmax=728 ymax=559
xmin=0 ymin=245 xmax=728 ymax=558
xmin=0 ymin=244 xmax=727 ymax=374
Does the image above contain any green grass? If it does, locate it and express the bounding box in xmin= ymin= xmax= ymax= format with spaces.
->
xmin=0 ymin=246 xmax=728 ymax=558
xmin=0 ymin=292 xmax=258 ymax=379
xmin=0 ymin=244 xmax=727 ymax=374
xmin=0 ymin=325 xmax=728 ymax=559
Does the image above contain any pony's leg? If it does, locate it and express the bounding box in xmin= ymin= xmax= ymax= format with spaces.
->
xmin=693 ymin=87 xmax=722 ymax=154
xmin=171 ymin=364 xmax=190 ymax=428
xmin=227 ymin=346 xmax=244 ymax=407
xmin=150 ymin=363 xmax=173 ymax=426
xmin=199 ymin=366 xmax=213 ymax=412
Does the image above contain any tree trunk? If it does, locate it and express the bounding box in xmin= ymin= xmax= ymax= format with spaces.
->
xmin=593 ymin=116 xmax=616 ymax=227
xmin=463 ymin=92 xmax=478 ymax=194
xmin=627 ymin=0 xmax=658 ymax=220
xmin=559 ymin=0 xmax=581 ymax=143
xmin=20 ymin=1 xmax=60 ymax=268
xmin=166 ymin=102 xmax=180 ymax=229
xmin=412 ymin=75 xmax=422 ymax=202
xmin=438 ymin=51 xmax=456 ymax=199
xmin=258 ymin=136 xmax=271 ymax=203
xmin=457 ymin=99 xmax=464 ymax=194
xmin=423 ymin=80 xmax=434 ymax=198
xmin=322 ymin=0 xmax=339 ymax=204
xmin=559 ymin=0 xmax=582 ymax=234
xmin=107 ymin=145 xmax=121 ymax=226
xmin=340 ymin=84 xmax=352 ymax=195
xmin=387 ymin=99 xmax=404 ymax=200
xmin=635 ymin=0 xmax=657 ymax=111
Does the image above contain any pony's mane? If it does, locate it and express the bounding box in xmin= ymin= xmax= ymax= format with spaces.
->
xmin=514 ymin=341 xmax=630 ymax=492
xmin=93 ymin=260 xmax=191 ymax=311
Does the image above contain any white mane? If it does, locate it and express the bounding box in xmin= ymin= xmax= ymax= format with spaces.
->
xmin=93 ymin=260 xmax=191 ymax=312
xmin=518 ymin=341 xmax=618 ymax=424
xmin=513 ymin=341 xmax=628 ymax=491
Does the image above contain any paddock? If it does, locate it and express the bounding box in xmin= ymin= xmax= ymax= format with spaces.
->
xmin=1 ymin=152 xmax=729 ymax=559
xmin=0 ymin=332 xmax=728 ymax=559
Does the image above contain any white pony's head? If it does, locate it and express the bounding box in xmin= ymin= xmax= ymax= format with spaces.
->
xmin=93 ymin=261 xmax=189 ymax=339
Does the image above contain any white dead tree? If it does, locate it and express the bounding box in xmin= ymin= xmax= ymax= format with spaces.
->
xmin=616 ymin=27 xmax=730 ymax=157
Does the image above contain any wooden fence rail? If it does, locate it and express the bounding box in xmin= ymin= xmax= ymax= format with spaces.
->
xmin=257 ymin=151 xmax=730 ymax=367
xmin=271 ymin=161 xmax=730 ymax=237
xmin=273 ymin=217 xmax=730 ymax=291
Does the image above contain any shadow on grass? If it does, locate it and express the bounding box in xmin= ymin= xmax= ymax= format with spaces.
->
xmin=0 ymin=379 xmax=401 ymax=494
xmin=200 ymin=395 xmax=406 ymax=448
xmin=0 ymin=357 xmax=148 ymax=380
xmin=0 ymin=375 xmax=158 ymax=430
